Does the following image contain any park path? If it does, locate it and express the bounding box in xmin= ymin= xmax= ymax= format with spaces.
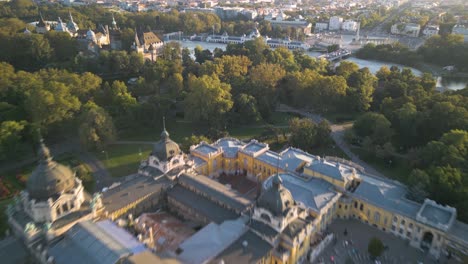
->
xmin=276 ymin=104 xmax=385 ymax=178
xmin=76 ymin=151 xmax=114 ymax=192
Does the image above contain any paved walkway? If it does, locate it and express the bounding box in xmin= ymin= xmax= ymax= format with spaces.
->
xmin=277 ymin=104 xmax=385 ymax=178
xmin=317 ymin=218 xmax=442 ymax=264
xmin=76 ymin=151 xmax=114 ymax=192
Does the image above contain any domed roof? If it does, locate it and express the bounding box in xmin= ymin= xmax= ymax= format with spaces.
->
xmin=257 ymin=175 xmax=295 ymax=216
xmin=26 ymin=140 xmax=76 ymax=201
xmin=86 ymin=29 xmax=96 ymax=41
xmin=152 ymin=121 xmax=181 ymax=162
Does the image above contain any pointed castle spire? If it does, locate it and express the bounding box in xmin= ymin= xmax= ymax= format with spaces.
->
xmin=37 ymin=131 xmax=52 ymax=165
xmin=161 ymin=116 xmax=169 ymax=140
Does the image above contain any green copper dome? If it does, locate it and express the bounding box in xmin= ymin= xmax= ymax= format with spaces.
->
xmin=257 ymin=175 xmax=295 ymax=216
xmin=152 ymin=128 xmax=181 ymax=162
xmin=26 ymin=140 xmax=76 ymax=201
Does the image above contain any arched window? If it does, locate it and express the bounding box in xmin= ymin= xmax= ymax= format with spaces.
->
xmin=374 ymin=212 xmax=381 ymax=223
xmin=401 ymin=219 xmax=406 ymax=225
xmin=359 ymin=203 xmax=364 ymax=211
xmin=393 ymin=216 xmax=398 ymax=222
xmin=260 ymin=213 xmax=271 ymax=223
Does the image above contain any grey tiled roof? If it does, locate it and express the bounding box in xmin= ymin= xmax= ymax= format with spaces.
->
xmin=420 ymin=204 xmax=452 ymax=226
xmin=0 ymin=237 xmax=29 ymax=264
xmin=178 ymin=173 xmax=252 ymax=212
xmin=242 ymin=141 xmax=267 ymax=155
xmin=213 ymin=138 xmax=244 ymax=158
xmin=193 ymin=143 xmax=219 ymax=156
xmin=352 ymin=174 xmax=421 ymax=220
xmin=211 ymin=230 xmax=273 ymax=264
xmin=102 ymin=175 xmax=170 ymax=214
xmin=48 ymin=220 xmax=146 ymax=264
xmin=250 ymin=219 xmax=279 ymax=240
xmin=168 ymin=185 xmax=239 ymax=224
xmin=448 ymin=221 xmax=468 ymax=244
xmin=268 ymin=173 xmax=337 ymax=213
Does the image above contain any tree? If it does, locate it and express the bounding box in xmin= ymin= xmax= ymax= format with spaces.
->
xmin=353 ymin=113 xmax=393 ymax=145
xmin=289 ymin=118 xmax=331 ymax=151
xmin=232 ymin=93 xmax=261 ymax=124
xmin=0 ymin=120 xmax=26 ymax=160
xmin=78 ymin=102 xmax=116 ymax=150
xmin=336 ymin=61 xmax=359 ymax=80
xmin=184 ymin=74 xmax=233 ymax=127
xmin=180 ymin=135 xmax=210 ymax=153
xmin=25 ymin=81 xmax=81 ymax=127
xmin=97 ymin=81 xmax=137 ymax=116
xmin=248 ymin=63 xmax=286 ymax=118
xmin=347 ymin=67 xmax=377 ymax=112
xmin=368 ymin=237 xmax=384 ymax=259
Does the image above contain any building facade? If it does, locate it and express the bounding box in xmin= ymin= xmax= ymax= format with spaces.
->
xmin=190 ymin=138 xmax=468 ymax=260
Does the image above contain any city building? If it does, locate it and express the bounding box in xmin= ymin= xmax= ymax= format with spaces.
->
xmin=314 ymin=21 xmax=329 ymax=32
xmin=265 ymin=11 xmax=312 ymax=36
xmin=7 ymin=138 xmax=93 ymax=245
xmin=35 ymin=13 xmax=50 ymax=34
xmin=391 ymin=22 xmax=421 ymax=37
xmin=342 ymin=20 xmax=359 ymax=32
xmin=6 ymin=127 xmax=468 ymax=263
xmin=329 ymin=16 xmax=343 ymax=31
xmin=206 ymin=29 xmax=310 ymax=50
xmin=422 ymin=25 xmax=439 ymax=38
xmin=452 ymin=24 xmax=468 ymax=42
xmin=132 ymin=30 xmax=164 ymax=61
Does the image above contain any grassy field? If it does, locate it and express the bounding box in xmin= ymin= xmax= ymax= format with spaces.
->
xmin=351 ymin=146 xmax=412 ymax=181
xmin=96 ymin=144 xmax=153 ymax=178
xmin=309 ymin=143 xmax=350 ymax=160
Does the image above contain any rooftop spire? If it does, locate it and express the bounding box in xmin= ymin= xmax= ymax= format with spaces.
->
xmin=37 ymin=131 xmax=52 ymax=164
xmin=161 ymin=116 xmax=169 ymax=139
xmin=69 ymin=11 xmax=74 ymax=22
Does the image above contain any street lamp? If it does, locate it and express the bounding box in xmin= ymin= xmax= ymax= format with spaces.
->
xmin=102 ymin=150 xmax=108 ymax=162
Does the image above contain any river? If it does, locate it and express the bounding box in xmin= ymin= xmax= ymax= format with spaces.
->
xmin=177 ymin=41 xmax=467 ymax=91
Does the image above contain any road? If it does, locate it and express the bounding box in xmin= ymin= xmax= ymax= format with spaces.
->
xmin=277 ymin=104 xmax=385 ymax=178
xmin=363 ymin=3 xmax=411 ymax=37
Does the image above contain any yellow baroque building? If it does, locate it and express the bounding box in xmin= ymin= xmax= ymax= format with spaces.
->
xmin=191 ymin=138 xmax=468 ymax=262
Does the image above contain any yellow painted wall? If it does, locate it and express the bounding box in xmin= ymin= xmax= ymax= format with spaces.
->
xmin=303 ymin=168 xmax=345 ymax=189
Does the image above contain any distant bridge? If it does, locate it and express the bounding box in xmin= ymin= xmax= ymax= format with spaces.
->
xmin=318 ymin=49 xmax=352 ymax=61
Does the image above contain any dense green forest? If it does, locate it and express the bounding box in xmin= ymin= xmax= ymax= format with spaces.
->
xmin=0 ymin=0 xmax=467 ymax=221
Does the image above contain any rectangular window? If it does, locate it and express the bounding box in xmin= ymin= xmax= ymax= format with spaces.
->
xmin=407 ymin=231 xmax=411 ymax=238
xmin=399 ymin=228 xmax=403 ymax=234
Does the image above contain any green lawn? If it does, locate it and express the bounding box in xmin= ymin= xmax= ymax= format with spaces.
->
xmin=96 ymin=144 xmax=153 ymax=178
xmin=351 ymin=146 xmax=412 ymax=181
xmin=118 ymin=113 xmax=299 ymax=142
xmin=267 ymin=112 xmax=301 ymax=126
xmin=309 ymin=143 xmax=350 ymax=160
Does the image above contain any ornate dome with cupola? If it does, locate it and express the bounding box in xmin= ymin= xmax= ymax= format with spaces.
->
xmin=139 ymin=118 xmax=189 ymax=176
xmin=20 ymin=138 xmax=85 ymax=223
